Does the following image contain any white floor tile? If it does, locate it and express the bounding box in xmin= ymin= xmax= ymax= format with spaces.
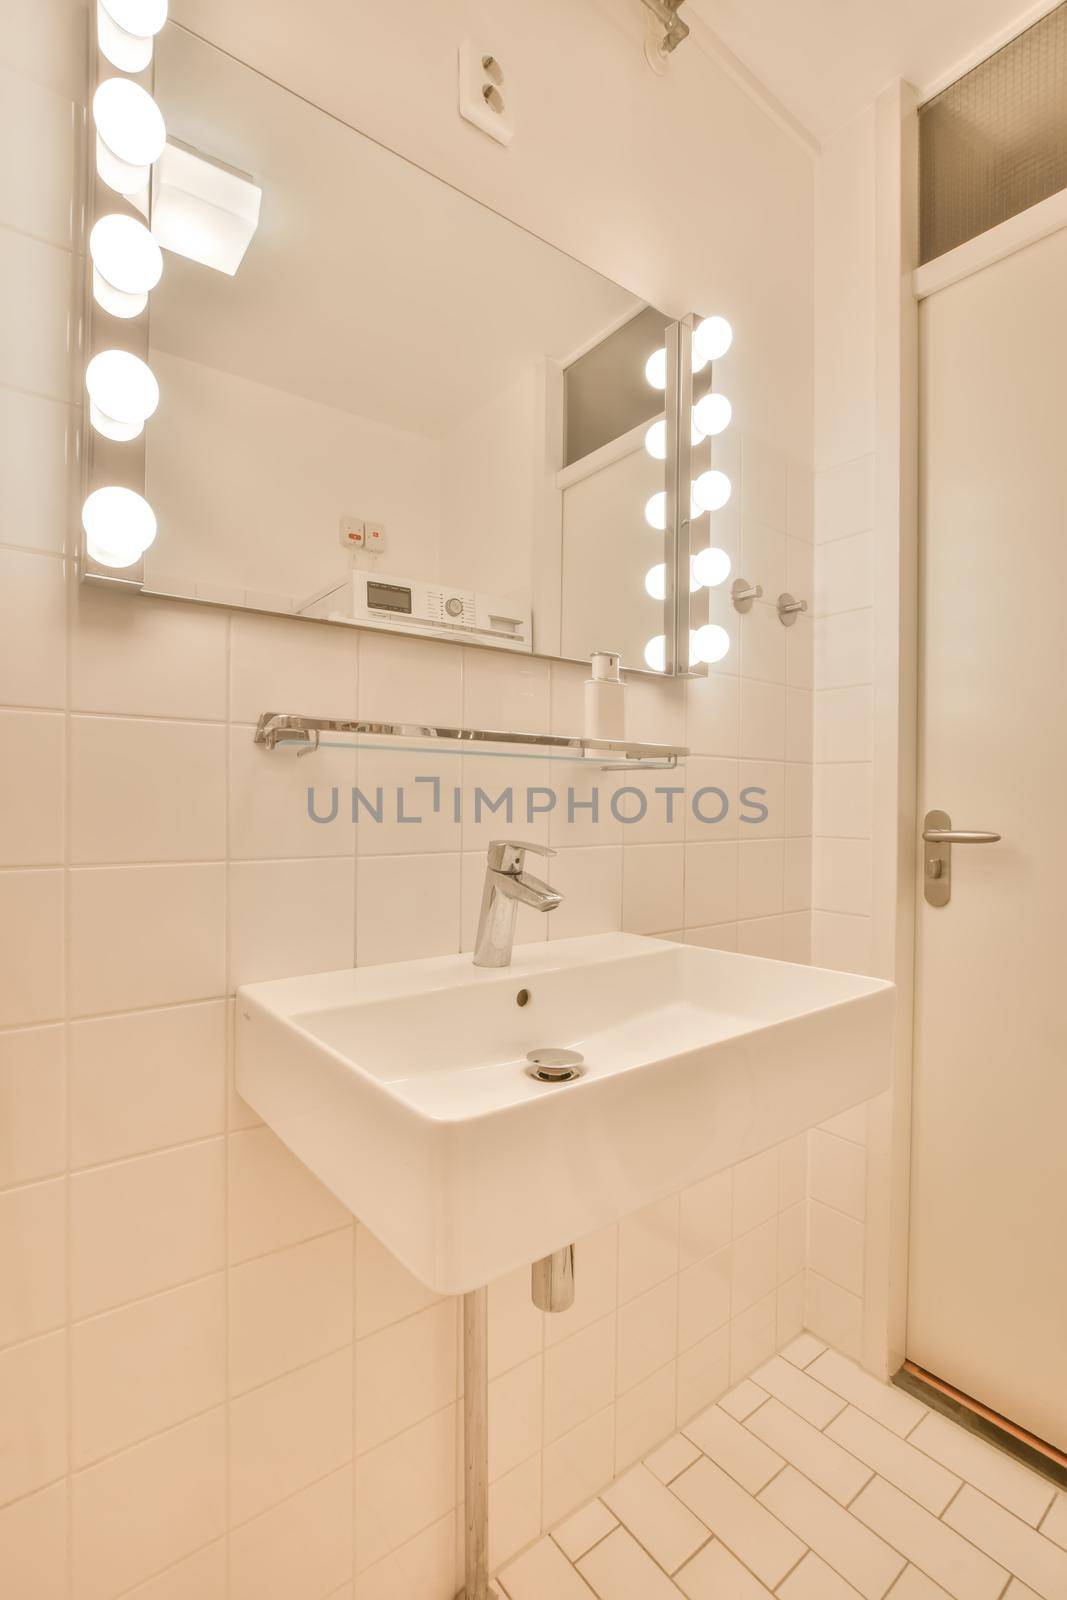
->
xmin=577 ymin=1525 xmax=684 ymax=1599
xmin=1002 ymin=1582 xmax=1043 ymax=1599
xmin=747 ymin=1397 xmax=872 ymax=1505
xmin=777 ymin=1550 xmax=864 ymax=1597
xmin=805 ymin=1352 xmax=926 ymax=1437
xmin=718 ymin=1380 xmax=767 ymax=1422
xmin=850 ymin=1477 xmax=1007 ymax=1600
xmin=782 ymin=1333 xmax=827 ymax=1369
xmin=886 ymin=1568 xmax=955 ymax=1599
xmin=674 ymin=1538 xmax=774 ymax=1598
xmin=499 ymin=1534 xmax=597 ymax=1599
xmin=670 ymin=1456 xmax=805 ymax=1588
xmin=1039 ymin=1492 xmax=1067 ymax=1551
xmin=602 ymin=1465 xmax=709 ymax=1575
xmin=759 ymin=1468 xmax=904 ymax=1600
xmin=645 ymin=1433 xmax=701 ymax=1485
xmin=908 ymin=1413 xmax=1057 ymax=1527
xmin=552 ymin=1500 xmax=618 ymax=1563
xmin=942 ymin=1485 xmax=1067 ymax=1600
xmin=682 ymin=1405 xmax=783 ymax=1495
xmin=750 ymin=1355 xmax=846 ymax=1429
xmin=825 ymin=1407 xmax=960 ymax=1514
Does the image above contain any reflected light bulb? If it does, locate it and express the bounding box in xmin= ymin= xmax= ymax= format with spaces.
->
xmin=644 ymin=635 xmax=666 ymax=672
xmin=645 ymin=347 xmax=667 ymax=390
xmin=96 ymin=2 xmax=162 ymax=73
xmin=644 ymin=419 xmax=666 ymax=460
xmin=691 ymin=546 xmax=732 ymax=589
xmin=644 ymin=490 xmax=667 ymax=531
xmin=690 ymin=623 xmax=731 ymax=665
xmin=100 ymin=0 xmax=169 ymax=34
xmin=645 ymin=563 xmax=666 ymax=601
xmin=693 ymin=392 xmax=732 ymax=438
xmin=90 ymin=215 xmax=162 ymax=315
xmin=692 ymin=344 xmax=709 ymax=375
xmin=93 ymin=80 xmax=166 ymax=195
xmin=693 ymin=315 xmax=733 ymax=364
xmin=82 ymin=486 xmax=157 ymax=568
xmin=692 ymin=469 xmax=732 ymax=513
xmin=85 ymin=350 xmax=159 ymax=433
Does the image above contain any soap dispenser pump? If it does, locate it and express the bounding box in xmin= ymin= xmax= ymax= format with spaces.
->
xmin=584 ymin=650 xmax=625 ymax=740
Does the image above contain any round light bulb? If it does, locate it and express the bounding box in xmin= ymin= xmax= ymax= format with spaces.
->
xmin=644 ymin=490 xmax=667 ymax=531
xmin=690 ymin=623 xmax=731 ymax=665
xmin=693 ymin=315 xmax=733 ymax=364
xmin=96 ymin=6 xmax=153 ymax=73
xmin=91 ymin=269 xmax=146 ymax=320
xmin=86 ymin=350 xmax=159 ymax=430
xmin=100 ymin=0 xmax=168 ymax=35
xmin=644 ymin=635 xmax=667 ymax=672
xmin=645 ymin=417 xmax=702 ymax=458
xmin=645 ymin=563 xmax=666 ymax=601
xmin=89 ymin=403 xmax=145 ymax=442
xmin=93 ymin=79 xmax=166 ymax=170
xmin=82 ymin=486 xmax=157 ymax=568
xmin=693 ymin=392 xmax=732 ymax=438
xmin=691 ymin=546 xmax=732 ymax=589
xmin=95 ymin=136 xmax=149 ymax=198
xmin=692 ymin=469 xmax=732 ymax=513
xmin=90 ymin=214 xmax=163 ymax=297
xmin=645 ymin=347 xmax=667 ymax=390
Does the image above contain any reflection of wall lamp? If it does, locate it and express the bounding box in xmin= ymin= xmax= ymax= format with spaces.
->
xmin=151 ymin=141 xmax=262 ymax=276
xmin=641 ymin=0 xmax=690 ymax=71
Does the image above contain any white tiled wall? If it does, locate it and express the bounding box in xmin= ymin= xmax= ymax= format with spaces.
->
xmin=0 ymin=1 xmax=821 ymax=1595
xmin=812 ymin=110 xmax=878 ymax=978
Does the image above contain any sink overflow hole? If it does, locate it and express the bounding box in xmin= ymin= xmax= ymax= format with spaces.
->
xmin=525 ymin=1048 xmax=585 ymax=1084
xmin=516 ymin=988 xmax=530 ymax=1007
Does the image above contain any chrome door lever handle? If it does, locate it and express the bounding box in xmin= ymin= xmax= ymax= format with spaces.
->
xmin=922 ymin=810 xmax=1001 ymax=907
xmin=922 ymin=829 xmax=1001 ymax=844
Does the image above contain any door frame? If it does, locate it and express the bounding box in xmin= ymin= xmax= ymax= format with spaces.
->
xmin=881 ymin=85 xmax=1067 ymax=1378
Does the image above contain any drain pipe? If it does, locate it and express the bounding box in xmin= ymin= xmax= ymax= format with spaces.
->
xmin=531 ymin=1244 xmax=575 ymax=1313
xmin=458 ymin=1249 xmax=576 ymax=1599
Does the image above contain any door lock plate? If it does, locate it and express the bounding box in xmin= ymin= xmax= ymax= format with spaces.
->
xmin=923 ymin=809 xmax=952 ymax=906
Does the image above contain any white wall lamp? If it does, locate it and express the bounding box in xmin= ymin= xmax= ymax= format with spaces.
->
xmin=81 ymin=3 xmax=168 ymax=586
xmin=81 ymin=3 xmax=262 ymax=587
xmin=641 ymin=313 xmax=735 ymax=673
xmin=151 ymin=140 xmax=262 ymax=276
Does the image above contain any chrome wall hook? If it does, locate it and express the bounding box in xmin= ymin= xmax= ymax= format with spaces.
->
xmin=777 ymin=593 xmax=808 ymax=627
xmin=731 ymin=578 xmax=762 ymax=614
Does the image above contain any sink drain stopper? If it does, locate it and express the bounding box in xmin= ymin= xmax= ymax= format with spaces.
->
xmin=525 ymin=1048 xmax=585 ymax=1083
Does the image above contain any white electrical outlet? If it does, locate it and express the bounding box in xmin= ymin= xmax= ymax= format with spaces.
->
xmin=365 ymin=521 xmax=386 ymax=552
xmin=458 ymin=40 xmax=513 ymax=145
xmin=340 ymin=516 xmax=365 ymax=548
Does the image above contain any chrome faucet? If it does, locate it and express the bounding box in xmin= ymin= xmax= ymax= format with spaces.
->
xmin=473 ymin=840 xmax=562 ymax=967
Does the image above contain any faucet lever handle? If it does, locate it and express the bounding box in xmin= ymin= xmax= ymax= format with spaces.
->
xmin=487 ymin=839 xmax=556 ymax=872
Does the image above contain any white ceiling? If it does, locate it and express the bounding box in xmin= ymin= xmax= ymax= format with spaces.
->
xmin=686 ymin=0 xmax=1053 ymax=142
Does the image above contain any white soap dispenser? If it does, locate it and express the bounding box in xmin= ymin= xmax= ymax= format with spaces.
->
xmin=584 ymin=650 xmax=626 ymax=741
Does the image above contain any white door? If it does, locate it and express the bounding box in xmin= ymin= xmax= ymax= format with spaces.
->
xmin=910 ymin=223 xmax=1067 ymax=1452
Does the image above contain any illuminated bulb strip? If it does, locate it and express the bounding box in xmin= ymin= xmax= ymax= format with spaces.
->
xmin=82 ymin=486 xmax=157 ymax=568
xmin=93 ymin=79 xmax=166 ymax=196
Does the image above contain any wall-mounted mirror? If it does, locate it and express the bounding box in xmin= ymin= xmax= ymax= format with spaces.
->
xmin=82 ymin=25 xmax=736 ymax=674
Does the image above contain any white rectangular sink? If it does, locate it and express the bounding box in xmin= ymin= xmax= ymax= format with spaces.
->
xmin=236 ymin=933 xmax=893 ymax=1294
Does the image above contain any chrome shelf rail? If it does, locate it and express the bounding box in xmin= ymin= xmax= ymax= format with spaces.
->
xmin=253 ymin=712 xmax=687 ymax=769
